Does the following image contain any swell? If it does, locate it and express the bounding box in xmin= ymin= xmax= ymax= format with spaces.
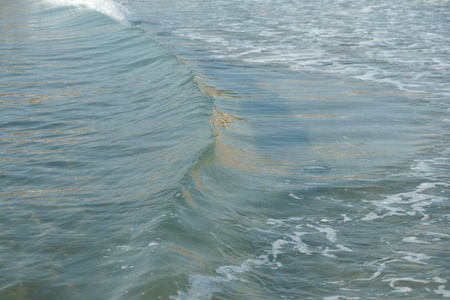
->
xmin=1 ymin=1 xmax=216 ymax=298
xmin=42 ymin=0 xmax=287 ymax=192
xmin=2 ymin=1 xmax=323 ymax=298
xmin=41 ymin=0 xmax=290 ymax=184
xmin=36 ymin=0 xmax=216 ymax=194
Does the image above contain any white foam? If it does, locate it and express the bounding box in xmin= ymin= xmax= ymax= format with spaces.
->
xmin=425 ymin=231 xmax=450 ymax=242
xmin=434 ymin=285 xmax=450 ymax=297
xmin=361 ymin=258 xmax=400 ymax=281
xmin=384 ymin=277 xmax=431 ymax=285
xmin=362 ymin=182 xmax=448 ymax=221
xmin=307 ymin=224 xmax=337 ymax=243
xmin=271 ymin=239 xmax=291 ymax=259
xmin=361 ymin=211 xmax=381 ymax=221
xmin=216 ymin=262 xmax=252 ymax=281
xmin=171 ymin=275 xmax=227 ymax=300
xmin=214 ymin=254 xmax=273 ymax=283
xmin=267 ymin=218 xmax=286 ymax=227
xmin=321 ymin=227 xmax=337 ymax=243
xmin=336 ymin=244 xmax=353 ymax=252
xmin=412 ymin=158 xmax=450 ymax=178
xmin=433 ymin=277 xmax=447 ymax=284
xmin=322 ymin=247 xmax=337 ymax=258
xmin=45 ymin=0 xmax=132 ymax=25
xmin=383 ymin=277 xmax=431 ymax=294
xmin=365 ymin=262 xmax=386 ymax=281
xmin=290 ymin=232 xmax=312 ymax=255
xmin=341 ymin=214 xmax=352 ymax=222
xmin=395 ymin=251 xmax=431 ymax=265
xmin=392 ymin=287 xmax=413 ymax=293
xmin=402 ymin=237 xmax=430 ymax=244
xmin=288 ymin=193 xmax=302 ymax=200
xmin=265 ymin=218 xmax=354 ymax=259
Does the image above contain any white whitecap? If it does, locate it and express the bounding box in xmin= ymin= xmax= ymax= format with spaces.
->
xmin=433 ymin=276 xmax=447 ymax=284
xmin=45 ymin=0 xmax=132 ymax=26
xmin=435 ymin=285 xmax=450 ymax=297
xmin=288 ymin=193 xmax=302 ymax=200
xmin=402 ymin=237 xmax=430 ymax=244
xmin=395 ymin=251 xmax=431 ymax=265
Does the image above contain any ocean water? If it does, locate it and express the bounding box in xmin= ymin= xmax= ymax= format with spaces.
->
xmin=1 ymin=0 xmax=449 ymax=299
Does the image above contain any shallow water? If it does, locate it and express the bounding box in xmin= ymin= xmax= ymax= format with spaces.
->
xmin=1 ymin=0 xmax=449 ymax=299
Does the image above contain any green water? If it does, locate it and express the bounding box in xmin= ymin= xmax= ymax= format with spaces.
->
xmin=1 ymin=0 xmax=449 ymax=299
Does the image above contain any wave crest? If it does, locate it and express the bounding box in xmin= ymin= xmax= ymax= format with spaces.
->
xmin=45 ymin=0 xmax=132 ymax=25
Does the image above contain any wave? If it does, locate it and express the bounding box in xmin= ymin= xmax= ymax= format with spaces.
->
xmin=44 ymin=0 xmax=133 ymax=25
xmin=41 ymin=0 xmax=297 ymax=180
xmin=3 ymin=1 xmax=449 ymax=299
xmin=1 ymin=1 xmax=221 ymax=297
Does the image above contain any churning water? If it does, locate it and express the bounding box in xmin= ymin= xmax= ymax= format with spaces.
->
xmin=1 ymin=0 xmax=449 ymax=299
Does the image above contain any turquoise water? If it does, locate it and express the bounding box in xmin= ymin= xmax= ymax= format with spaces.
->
xmin=1 ymin=0 xmax=449 ymax=299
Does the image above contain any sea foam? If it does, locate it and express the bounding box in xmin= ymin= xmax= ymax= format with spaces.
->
xmin=45 ymin=0 xmax=132 ymax=25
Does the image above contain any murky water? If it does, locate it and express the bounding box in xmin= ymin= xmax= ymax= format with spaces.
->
xmin=1 ymin=0 xmax=449 ymax=299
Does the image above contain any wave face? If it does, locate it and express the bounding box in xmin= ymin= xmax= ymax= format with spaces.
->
xmin=1 ymin=0 xmax=449 ymax=299
xmin=1 ymin=1 xmax=214 ymax=299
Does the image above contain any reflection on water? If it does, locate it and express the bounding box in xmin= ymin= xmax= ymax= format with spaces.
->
xmin=197 ymin=81 xmax=239 ymax=99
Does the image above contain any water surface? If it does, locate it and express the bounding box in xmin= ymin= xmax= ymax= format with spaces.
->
xmin=1 ymin=0 xmax=449 ymax=299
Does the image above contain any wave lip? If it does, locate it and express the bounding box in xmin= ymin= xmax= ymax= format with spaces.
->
xmin=44 ymin=0 xmax=133 ymax=25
